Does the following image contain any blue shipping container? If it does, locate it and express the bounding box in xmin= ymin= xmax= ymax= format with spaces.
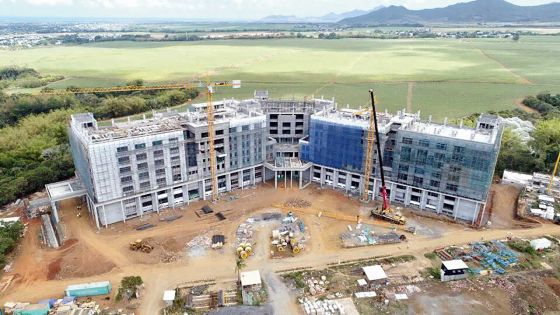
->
xmin=65 ymin=281 xmax=111 ymax=297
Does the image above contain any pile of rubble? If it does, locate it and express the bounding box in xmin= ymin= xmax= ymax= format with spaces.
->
xmin=284 ymin=198 xmax=311 ymax=208
xmin=271 ymin=212 xmax=307 ymax=256
xmin=306 ymin=276 xmax=329 ymax=296
xmin=4 ymin=298 xmax=103 ymax=315
xmin=299 ymin=297 xmax=345 ymax=315
xmin=236 ymin=220 xmax=255 ymax=245
xmin=185 ymin=234 xmax=212 ymax=257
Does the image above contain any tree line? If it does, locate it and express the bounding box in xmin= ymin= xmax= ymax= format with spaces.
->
xmin=0 ymin=71 xmax=199 ymax=206
xmin=0 ymin=222 xmax=24 ymax=268
xmin=492 ymin=93 xmax=560 ymax=176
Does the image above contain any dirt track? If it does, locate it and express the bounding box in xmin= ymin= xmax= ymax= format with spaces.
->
xmin=2 ymin=184 xmax=560 ymax=315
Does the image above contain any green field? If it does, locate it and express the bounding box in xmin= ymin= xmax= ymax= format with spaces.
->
xmin=1 ymin=36 xmax=559 ymax=119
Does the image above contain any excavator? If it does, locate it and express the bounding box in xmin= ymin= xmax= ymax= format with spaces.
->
xmin=366 ymin=90 xmax=407 ymax=225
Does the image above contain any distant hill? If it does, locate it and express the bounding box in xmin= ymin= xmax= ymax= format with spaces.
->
xmin=339 ymin=0 xmax=560 ymax=25
xmin=259 ymin=6 xmax=384 ymax=23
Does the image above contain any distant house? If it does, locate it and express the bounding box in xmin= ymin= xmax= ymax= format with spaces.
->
xmin=362 ymin=265 xmax=388 ymax=286
xmin=440 ymin=260 xmax=469 ymax=282
xmin=530 ymin=238 xmax=552 ymax=251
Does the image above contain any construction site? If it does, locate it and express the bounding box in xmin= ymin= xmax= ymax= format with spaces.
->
xmin=1 ymin=84 xmax=560 ymax=315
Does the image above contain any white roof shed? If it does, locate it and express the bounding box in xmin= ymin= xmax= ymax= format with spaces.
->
xmin=163 ymin=290 xmax=175 ymax=302
xmin=240 ymin=270 xmax=262 ymax=287
xmin=362 ymin=265 xmax=387 ymax=281
xmin=530 ymin=238 xmax=552 ymax=250
xmin=442 ymin=260 xmax=469 ymax=270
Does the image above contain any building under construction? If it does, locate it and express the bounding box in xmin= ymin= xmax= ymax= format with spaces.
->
xmin=66 ymin=92 xmax=502 ymax=228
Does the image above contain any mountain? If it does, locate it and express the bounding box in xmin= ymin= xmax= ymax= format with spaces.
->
xmin=339 ymin=0 xmax=560 ymax=25
xmin=259 ymin=6 xmax=384 ymax=23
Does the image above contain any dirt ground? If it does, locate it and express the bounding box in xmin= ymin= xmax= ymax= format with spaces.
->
xmin=2 ymin=183 xmax=560 ymax=315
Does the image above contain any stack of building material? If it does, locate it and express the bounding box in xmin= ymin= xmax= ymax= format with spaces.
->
xmin=300 ymin=298 xmax=345 ymax=315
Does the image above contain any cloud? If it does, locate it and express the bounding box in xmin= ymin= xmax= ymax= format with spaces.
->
xmin=25 ymin=0 xmax=73 ymax=5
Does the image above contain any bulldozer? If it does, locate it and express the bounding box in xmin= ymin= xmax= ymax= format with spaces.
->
xmin=129 ymin=239 xmax=154 ymax=253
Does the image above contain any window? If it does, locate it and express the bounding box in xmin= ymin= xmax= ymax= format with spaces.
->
xmin=432 ymin=172 xmax=441 ymax=179
xmin=154 ymin=150 xmax=164 ymax=157
xmin=137 ymin=162 xmax=148 ymax=170
xmin=122 ymin=186 xmax=133 ymax=193
xmin=156 ymin=169 xmax=166 ymax=176
xmin=416 ymin=150 xmax=428 ymax=164
xmin=135 ymin=143 xmax=146 ymax=150
xmin=242 ymin=125 xmax=249 ymax=132
xmin=173 ymin=174 xmax=182 ymax=181
xmin=436 ymin=143 xmax=447 ymax=150
xmin=401 ymin=147 xmax=412 ymax=162
xmin=413 ymin=176 xmax=424 ymax=186
xmin=399 ymin=165 xmax=409 ymax=172
xmin=156 ymin=178 xmax=166 ymax=186
xmin=120 ymin=176 xmax=133 ymax=184
xmin=282 ymin=122 xmax=291 ymax=127
xmin=119 ymin=166 xmax=131 ymax=174
xmin=170 ymin=147 xmax=179 ymax=154
xmin=446 ymin=184 xmax=458 ymax=192
xmin=169 ymin=137 xmax=178 ymax=143
xmin=419 ymin=140 xmax=430 ymax=147
xmin=155 ymin=159 xmax=165 ymax=167
xmin=118 ymin=156 xmax=130 ymax=165
xmin=117 ymin=146 xmax=128 ymax=153
xmin=216 ymin=130 xmax=224 ymax=136
xmin=139 ymin=172 xmax=149 ymax=180
xmin=430 ymin=180 xmax=440 ymax=188
xmin=402 ymin=137 xmax=413 ymax=144
xmin=414 ymin=167 xmax=425 ymax=175
xmin=398 ymin=173 xmax=408 ymax=181
xmin=140 ymin=181 xmax=150 ymax=189
xmin=136 ymin=153 xmax=147 ymax=161
xmin=152 ymin=140 xmax=163 ymax=146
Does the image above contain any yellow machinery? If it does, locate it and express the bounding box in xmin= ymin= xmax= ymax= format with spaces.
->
xmin=548 ymin=152 xmax=560 ymax=194
xmin=40 ymin=79 xmax=240 ymax=203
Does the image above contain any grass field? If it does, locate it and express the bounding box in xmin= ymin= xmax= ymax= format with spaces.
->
xmin=1 ymin=36 xmax=559 ymax=119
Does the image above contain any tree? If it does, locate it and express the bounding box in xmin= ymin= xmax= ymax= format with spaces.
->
xmin=495 ymin=129 xmax=536 ymax=175
xmin=512 ymin=33 xmax=520 ymax=41
xmin=235 ymin=258 xmax=246 ymax=279
xmin=530 ymin=118 xmax=560 ymax=172
xmin=126 ymin=79 xmax=144 ymax=87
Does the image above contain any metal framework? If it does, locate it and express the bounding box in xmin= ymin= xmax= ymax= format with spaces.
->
xmin=41 ymin=79 xmax=241 ymax=202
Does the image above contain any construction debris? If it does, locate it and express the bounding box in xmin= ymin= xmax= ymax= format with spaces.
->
xmin=211 ymin=235 xmax=225 ymax=249
xmin=299 ymin=297 xmax=345 ymax=315
xmin=340 ymin=224 xmax=406 ymax=248
xmin=186 ymin=234 xmax=212 ymax=257
xmin=135 ymin=223 xmax=155 ymax=231
xmin=284 ymin=198 xmax=311 ymax=208
xmin=129 ymin=239 xmax=154 ymax=253
xmin=160 ymin=215 xmax=182 ymax=223
xmin=271 ymin=212 xmax=307 ymax=257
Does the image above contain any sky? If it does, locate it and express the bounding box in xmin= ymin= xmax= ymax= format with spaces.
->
xmin=0 ymin=0 xmax=557 ymax=20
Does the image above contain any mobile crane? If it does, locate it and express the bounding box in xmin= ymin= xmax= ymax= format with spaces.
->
xmin=367 ymin=89 xmax=407 ymax=225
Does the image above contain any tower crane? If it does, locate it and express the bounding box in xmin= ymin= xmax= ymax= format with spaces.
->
xmin=41 ymin=79 xmax=241 ymax=203
xmin=366 ymin=89 xmax=407 ymax=225
xmin=548 ymin=152 xmax=560 ymax=195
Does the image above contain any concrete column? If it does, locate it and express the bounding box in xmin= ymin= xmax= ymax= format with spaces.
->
xmin=251 ymin=168 xmax=256 ymax=186
xmin=320 ymin=167 xmax=326 ymax=187
xmin=389 ymin=183 xmax=396 ymax=202
xmin=102 ymin=205 xmax=108 ymax=228
xmin=51 ymin=201 xmax=60 ymax=223
xmin=420 ymin=191 xmax=428 ymax=211
xmin=153 ymin=193 xmax=160 ymax=213
xmin=437 ymin=194 xmax=444 ymax=214
xmin=201 ymin=180 xmax=206 ymax=200
xmin=274 ymin=171 xmax=278 ymax=188
xmin=454 ymin=198 xmax=461 ymax=220
xmin=299 ymin=171 xmax=303 ymax=189
xmin=290 ymin=171 xmax=293 ymax=189
xmin=262 ymin=165 xmax=266 ymax=184
xmin=240 ymin=171 xmax=244 ymax=189
xmin=345 ymin=176 xmax=351 ymax=193
xmin=284 ymin=171 xmax=287 ymax=189
xmin=121 ymin=200 xmax=126 ymax=223
xmin=404 ymin=186 xmax=412 ymax=206
xmin=226 ymin=173 xmax=232 ymax=191
xmin=93 ymin=204 xmax=100 ymax=230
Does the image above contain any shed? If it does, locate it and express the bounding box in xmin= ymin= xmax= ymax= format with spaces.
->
xmin=163 ymin=290 xmax=176 ymax=306
xmin=362 ymin=265 xmax=387 ymax=286
xmin=538 ymin=194 xmax=555 ymax=205
xmin=240 ymin=270 xmax=262 ymax=290
xmin=440 ymin=260 xmax=469 ymax=282
xmin=65 ymin=281 xmax=111 ymax=297
xmin=530 ymin=238 xmax=552 ymax=250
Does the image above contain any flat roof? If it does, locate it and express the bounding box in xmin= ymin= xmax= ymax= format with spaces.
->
xmin=240 ymin=270 xmax=261 ymax=287
xmin=163 ymin=290 xmax=176 ymax=301
xmin=362 ymin=265 xmax=387 ymax=281
xmin=442 ymin=259 xmax=469 ymax=270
